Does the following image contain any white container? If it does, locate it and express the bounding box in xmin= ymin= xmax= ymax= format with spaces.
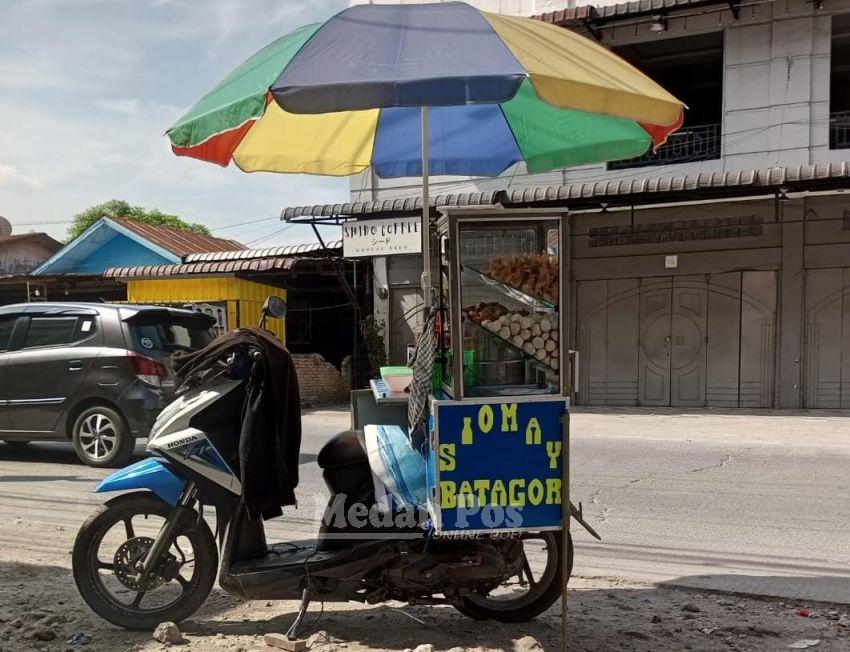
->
xmin=381 ymin=366 xmax=414 ymax=393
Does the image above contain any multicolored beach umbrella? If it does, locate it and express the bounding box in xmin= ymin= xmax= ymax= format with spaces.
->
xmin=167 ymin=2 xmax=685 ymax=179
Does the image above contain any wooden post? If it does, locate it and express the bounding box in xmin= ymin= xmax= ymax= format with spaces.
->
xmin=421 ymin=106 xmax=431 ymax=309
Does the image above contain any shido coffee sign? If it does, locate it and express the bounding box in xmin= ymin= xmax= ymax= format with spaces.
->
xmin=343 ymin=216 xmax=422 ymax=257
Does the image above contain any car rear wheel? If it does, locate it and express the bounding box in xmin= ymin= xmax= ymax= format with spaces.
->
xmin=72 ymin=406 xmax=135 ymax=468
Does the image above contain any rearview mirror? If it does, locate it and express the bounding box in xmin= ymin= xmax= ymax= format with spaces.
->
xmin=263 ymin=296 xmax=287 ymax=319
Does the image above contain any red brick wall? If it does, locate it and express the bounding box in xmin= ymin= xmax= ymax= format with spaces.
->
xmin=292 ymin=353 xmax=352 ymax=407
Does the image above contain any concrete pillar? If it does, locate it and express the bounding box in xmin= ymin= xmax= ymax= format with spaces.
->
xmin=778 ymin=197 xmax=805 ymax=408
xmin=372 ymin=256 xmax=390 ymax=357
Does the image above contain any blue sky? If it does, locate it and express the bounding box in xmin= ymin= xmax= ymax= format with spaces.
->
xmin=0 ymin=0 xmax=350 ymax=246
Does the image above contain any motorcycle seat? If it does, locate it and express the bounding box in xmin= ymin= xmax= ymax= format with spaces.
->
xmin=317 ymin=430 xmax=367 ymax=469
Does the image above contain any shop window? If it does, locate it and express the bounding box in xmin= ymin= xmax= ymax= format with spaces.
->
xmin=608 ymin=32 xmax=724 ymax=169
xmin=457 ymin=220 xmax=561 ymax=397
xmin=830 ymin=14 xmax=850 ymax=149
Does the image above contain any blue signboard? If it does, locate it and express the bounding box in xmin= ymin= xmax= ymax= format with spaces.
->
xmin=428 ymin=397 xmax=567 ymax=533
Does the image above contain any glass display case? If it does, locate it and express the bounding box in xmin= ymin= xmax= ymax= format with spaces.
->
xmin=440 ymin=211 xmax=565 ymax=399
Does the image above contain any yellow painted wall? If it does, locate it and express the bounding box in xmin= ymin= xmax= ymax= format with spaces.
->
xmin=126 ymin=276 xmax=286 ymax=341
xmin=232 ymin=278 xmax=287 ymax=342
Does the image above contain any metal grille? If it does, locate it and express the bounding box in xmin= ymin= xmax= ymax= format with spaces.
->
xmin=830 ymin=111 xmax=850 ymax=149
xmin=459 ymin=230 xmax=537 ymax=258
xmin=608 ymin=122 xmax=721 ymax=170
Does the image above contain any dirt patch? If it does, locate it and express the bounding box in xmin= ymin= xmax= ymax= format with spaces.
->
xmin=0 ymin=560 xmax=848 ymax=651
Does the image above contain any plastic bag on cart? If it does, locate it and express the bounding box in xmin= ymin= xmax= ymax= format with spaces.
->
xmin=407 ymin=308 xmax=437 ymax=447
xmin=364 ymin=424 xmax=427 ymax=512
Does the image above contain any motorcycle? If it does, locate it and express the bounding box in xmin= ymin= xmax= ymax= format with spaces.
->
xmin=72 ymin=296 xmax=593 ymax=636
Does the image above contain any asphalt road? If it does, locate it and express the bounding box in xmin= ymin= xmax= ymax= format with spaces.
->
xmin=1 ymin=406 xmax=849 ymax=605
xmin=569 ymin=408 xmax=850 ymax=604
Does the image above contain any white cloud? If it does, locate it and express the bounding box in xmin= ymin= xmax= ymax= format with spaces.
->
xmin=0 ymin=55 xmax=81 ymax=92
xmin=93 ymin=98 xmax=184 ymax=122
xmin=202 ymin=0 xmax=344 ymax=45
xmin=95 ymin=98 xmax=141 ymax=116
xmin=0 ymin=164 xmax=43 ymax=189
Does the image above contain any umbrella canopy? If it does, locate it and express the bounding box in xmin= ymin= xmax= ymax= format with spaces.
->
xmin=167 ymin=2 xmax=685 ymax=178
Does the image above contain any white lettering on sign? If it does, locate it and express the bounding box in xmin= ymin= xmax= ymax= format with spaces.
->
xmin=342 ymin=216 xmax=422 ymax=258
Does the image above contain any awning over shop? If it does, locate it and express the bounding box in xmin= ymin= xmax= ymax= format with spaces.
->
xmin=103 ymin=240 xmax=341 ymax=280
xmin=281 ymin=162 xmax=850 ymax=223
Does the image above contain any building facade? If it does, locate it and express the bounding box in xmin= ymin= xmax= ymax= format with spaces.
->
xmin=104 ymin=242 xmax=368 ymax=406
xmin=0 ymin=216 xmax=244 ymax=305
xmin=290 ymin=0 xmax=850 ymax=409
xmin=0 ymin=233 xmax=61 ymax=276
xmin=349 ymin=0 xmax=850 ymax=200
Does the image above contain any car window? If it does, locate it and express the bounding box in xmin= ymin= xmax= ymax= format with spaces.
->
xmin=128 ymin=318 xmax=213 ymax=356
xmin=21 ymin=316 xmax=97 ymax=349
xmin=0 ymin=317 xmax=15 ymax=351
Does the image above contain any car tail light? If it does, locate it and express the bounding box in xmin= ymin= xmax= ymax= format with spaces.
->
xmin=128 ymin=351 xmax=168 ymax=387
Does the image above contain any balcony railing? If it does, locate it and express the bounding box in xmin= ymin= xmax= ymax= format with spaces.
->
xmin=608 ymin=122 xmax=722 ymax=170
xmin=830 ymin=111 xmax=850 ymax=149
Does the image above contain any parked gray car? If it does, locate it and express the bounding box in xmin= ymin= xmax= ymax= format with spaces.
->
xmin=0 ymin=302 xmax=215 ymax=467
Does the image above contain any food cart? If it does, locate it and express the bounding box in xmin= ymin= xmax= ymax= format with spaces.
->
xmin=429 ymin=207 xmax=573 ymax=534
xmin=361 ymin=206 xmax=591 ymax=634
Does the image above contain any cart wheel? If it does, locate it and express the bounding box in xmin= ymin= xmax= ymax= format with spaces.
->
xmin=455 ymin=531 xmax=572 ymax=622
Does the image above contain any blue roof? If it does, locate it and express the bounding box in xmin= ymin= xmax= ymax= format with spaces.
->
xmin=32 ymin=217 xmax=181 ymax=276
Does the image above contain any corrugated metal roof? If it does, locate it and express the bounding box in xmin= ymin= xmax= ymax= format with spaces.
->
xmin=282 ymin=191 xmax=500 ymax=221
xmin=533 ymin=3 xmax=594 ymax=25
xmin=0 ymin=232 xmax=62 ymax=251
xmin=103 ymin=255 xmax=337 ymax=280
xmin=0 ymin=272 xmax=119 ymax=284
xmin=104 ymin=240 xmax=343 ymax=279
xmin=111 ymin=218 xmax=245 ymax=256
xmin=183 ymin=239 xmax=341 ymax=263
xmin=282 ymin=163 xmax=850 ymax=221
xmin=533 ymin=0 xmax=722 ymax=26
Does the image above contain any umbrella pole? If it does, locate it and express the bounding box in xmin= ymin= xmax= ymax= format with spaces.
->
xmin=421 ymin=106 xmax=432 ymax=309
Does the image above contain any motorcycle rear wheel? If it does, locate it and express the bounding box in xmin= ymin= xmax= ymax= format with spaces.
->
xmin=72 ymin=491 xmax=218 ymax=631
xmin=455 ymin=531 xmax=572 ymax=623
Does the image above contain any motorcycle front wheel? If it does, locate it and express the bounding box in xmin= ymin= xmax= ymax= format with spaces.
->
xmin=455 ymin=531 xmax=572 ymax=623
xmin=72 ymin=491 xmax=218 ymax=631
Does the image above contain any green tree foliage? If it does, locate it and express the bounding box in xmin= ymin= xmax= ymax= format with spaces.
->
xmin=67 ymin=199 xmax=210 ymax=241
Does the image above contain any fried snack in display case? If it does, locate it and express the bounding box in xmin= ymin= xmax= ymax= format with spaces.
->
xmin=489 ymin=253 xmax=559 ymax=304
